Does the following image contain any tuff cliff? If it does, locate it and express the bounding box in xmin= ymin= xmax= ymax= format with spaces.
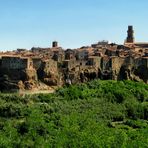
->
xmin=0 ymin=56 xmax=60 ymax=92
xmin=0 ymin=30 xmax=148 ymax=92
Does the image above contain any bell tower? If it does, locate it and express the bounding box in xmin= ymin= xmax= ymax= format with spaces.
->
xmin=126 ymin=25 xmax=134 ymax=43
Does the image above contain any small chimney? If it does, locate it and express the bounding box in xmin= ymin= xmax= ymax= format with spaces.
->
xmin=52 ymin=41 xmax=58 ymax=48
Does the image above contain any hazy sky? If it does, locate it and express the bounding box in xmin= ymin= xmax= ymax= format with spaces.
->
xmin=0 ymin=0 xmax=148 ymax=50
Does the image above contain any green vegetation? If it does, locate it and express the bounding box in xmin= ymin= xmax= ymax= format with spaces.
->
xmin=0 ymin=80 xmax=148 ymax=147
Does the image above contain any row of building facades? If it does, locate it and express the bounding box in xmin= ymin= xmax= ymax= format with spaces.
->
xmin=0 ymin=26 xmax=147 ymax=91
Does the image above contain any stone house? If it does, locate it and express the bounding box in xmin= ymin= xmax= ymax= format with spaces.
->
xmin=87 ymin=56 xmax=102 ymax=68
xmin=1 ymin=56 xmax=33 ymax=70
xmin=76 ymin=49 xmax=89 ymax=60
xmin=65 ymin=49 xmax=76 ymax=60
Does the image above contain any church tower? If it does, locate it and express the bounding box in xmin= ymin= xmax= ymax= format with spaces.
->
xmin=126 ymin=25 xmax=135 ymax=43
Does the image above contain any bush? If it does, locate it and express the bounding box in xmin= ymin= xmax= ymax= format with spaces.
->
xmin=0 ymin=80 xmax=148 ymax=147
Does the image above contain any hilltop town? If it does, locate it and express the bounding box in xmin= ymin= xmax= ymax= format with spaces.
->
xmin=0 ymin=26 xmax=148 ymax=92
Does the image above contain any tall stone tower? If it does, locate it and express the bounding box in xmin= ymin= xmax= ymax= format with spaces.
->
xmin=126 ymin=26 xmax=134 ymax=43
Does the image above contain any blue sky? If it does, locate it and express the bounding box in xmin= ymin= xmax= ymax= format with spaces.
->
xmin=0 ymin=0 xmax=148 ymax=50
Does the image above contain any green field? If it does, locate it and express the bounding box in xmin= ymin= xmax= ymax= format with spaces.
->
xmin=0 ymin=80 xmax=148 ymax=147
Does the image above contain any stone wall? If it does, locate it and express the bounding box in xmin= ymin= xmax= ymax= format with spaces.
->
xmin=111 ymin=56 xmax=125 ymax=71
xmin=1 ymin=56 xmax=32 ymax=70
xmin=37 ymin=59 xmax=59 ymax=85
xmin=141 ymin=57 xmax=148 ymax=68
xmin=63 ymin=60 xmax=76 ymax=70
xmin=32 ymin=58 xmax=42 ymax=70
xmin=87 ymin=56 xmax=102 ymax=68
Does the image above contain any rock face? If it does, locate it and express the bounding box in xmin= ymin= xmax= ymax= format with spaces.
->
xmin=0 ymin=75 xmax=19 ymax=92
xmin=134 ymin=65 xmax=148 ymax=83
xmin=0 ymin=54 xmax=147 ymax=93
xmin=0 ymin=57 xmax=60 ymax=92
xmin=37 ymin=59 xmax=59 ymax=86
xmin=0 ymin=37 xmax=148 ymax=92
xmin=116 ymin=57 xmax=148 ymax=83
xmin=62 ymin=56 xmax=148 ymax=85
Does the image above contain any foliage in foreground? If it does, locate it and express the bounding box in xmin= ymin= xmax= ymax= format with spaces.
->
xmin=0 ymin=80 xmax=148 ymax=147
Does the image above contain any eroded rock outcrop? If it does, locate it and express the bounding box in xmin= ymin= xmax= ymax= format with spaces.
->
xmin=0 ymin=56 xmax=60 ymax=92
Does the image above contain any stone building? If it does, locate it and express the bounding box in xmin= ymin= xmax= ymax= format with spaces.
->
xmin=91 ymin=40 xmax=109 ymax=48
xmin=32 ymin=57 xmax=42 ymax=70
xmin=0 ymin=56 xmax=37 ymax=91
xmin=87 ymin=56 xmax=102 ymax=68
xmin=65 ymin=49 xmax=76 ymax=60
xmin=62 ymin=60 xmax=76 ymax=70
xmin=76 ymin=48 xmax=89 ymax=60
xmin=1 ymin=56 xmax=33 ymax=70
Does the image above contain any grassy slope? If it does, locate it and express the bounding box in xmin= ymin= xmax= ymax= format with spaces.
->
xmin=0 ymin=80 xmax=148 ymax=147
